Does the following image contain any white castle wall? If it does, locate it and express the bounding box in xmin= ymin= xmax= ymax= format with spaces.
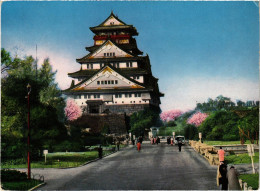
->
xmin=70 ymin=93 xmax=150 ymax=107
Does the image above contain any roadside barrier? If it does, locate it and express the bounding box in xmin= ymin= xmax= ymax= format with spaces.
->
xmin=189 ymin=140 xmax=219 ymax=165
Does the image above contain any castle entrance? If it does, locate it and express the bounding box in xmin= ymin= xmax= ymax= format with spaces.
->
xmin=86 ymin=100 xmax=104 ymax=114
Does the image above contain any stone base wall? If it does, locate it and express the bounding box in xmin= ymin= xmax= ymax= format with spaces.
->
xmin=71 ymin=113 xmax=128 ymax=135
xmin=104 ymin=104 xmax=150 ymax=116
xmin=189 ymin=140 xmax=219 ymax=165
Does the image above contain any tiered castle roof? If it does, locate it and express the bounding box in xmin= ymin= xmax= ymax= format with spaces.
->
xmin=64 ymin=12 xmax=163 ymax=100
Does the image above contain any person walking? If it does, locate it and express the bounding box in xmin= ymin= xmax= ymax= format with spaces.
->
xmin=227 ymin=166 xmax=241 ymax=190
xmin=171 ymin=137 xmax=174 ymax=146
xmin=132 ymin=139 xmax=135 ymax=146
xmin=218 ymin=147 xmax=225 ymax=163
xmin=98 ymin=145 xmax=103 ymax=159
xmin=178 ymin=140 xmax=182 ymax=152
xmin=151 ymin=137 xmax=153 ymax=144
xmin=117 ymin=141 xmax=120 ymax=151
xmin=167 ymin=137 xmax=170 ymax=145
xmin=137 ymin=141 xmax=141 ymax=152
xmin=153 ymin=137 xmax=156 ymax=145
xmin=156 ymin=136 xmax=160 ymax=145
xmin=217 ymin=163 xmax=228 ymax=190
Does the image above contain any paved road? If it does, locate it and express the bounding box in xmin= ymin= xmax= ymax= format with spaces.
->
xmin=31 ymin=143 xmax=219 ymax=190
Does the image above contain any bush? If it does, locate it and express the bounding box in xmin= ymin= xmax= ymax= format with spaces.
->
xmin=239 ymin=174 xmax=259 ymax=190
xmin=1 ymin=169 xmax=27 ymax=182
xmin=53 ymin=140 xmax=83 ymax=152
xmin=222 ymin=134 xmax=238 ymax=141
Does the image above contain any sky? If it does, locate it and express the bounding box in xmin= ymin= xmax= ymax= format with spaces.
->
xmin=1 ymin=1 xmax=259 ymax=112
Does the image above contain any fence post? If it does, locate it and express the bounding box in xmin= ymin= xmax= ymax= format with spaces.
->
xmin=243 ymin=182 xmax=248 ymax=190
xmin=239 ymin=179 xmax=243 ymax=189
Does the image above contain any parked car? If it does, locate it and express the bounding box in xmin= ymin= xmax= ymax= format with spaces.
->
xmin=175 ymin=136 xmax=185 ymax=145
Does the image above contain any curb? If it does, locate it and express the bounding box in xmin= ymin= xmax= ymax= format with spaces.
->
xmin=56 ymin=146 xmax=129 ymax=169
xmin=56 ymin=150 xmax=118 ymax=169
xmin=29 ymin=182 xmax=46 ymax=191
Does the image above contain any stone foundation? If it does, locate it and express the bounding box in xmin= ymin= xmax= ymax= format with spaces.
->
xmin=104 ymin=104 xmax=150 ymax=115
xmin=70 ymin=113 xmax=128 ymax=135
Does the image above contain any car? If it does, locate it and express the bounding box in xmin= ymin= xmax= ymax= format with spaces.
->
xmin=175 ymin=136 xmax=185 ymax=145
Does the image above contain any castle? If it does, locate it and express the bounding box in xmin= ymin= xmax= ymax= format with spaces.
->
xmin=63 ymin=12 xmax=163 ymax=134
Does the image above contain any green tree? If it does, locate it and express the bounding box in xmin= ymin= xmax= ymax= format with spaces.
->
xmin=198 ymin=110 xmax=240 ymax=141
xmin=238 ymin=108 xmax=259 ymax=144
xmin=130 ymin=107 xmax=160 ymax=137
xmin=184 ymin=124 xmax=198 ymax=140
xmin=1 ymin=49 xmax=67 ymax=160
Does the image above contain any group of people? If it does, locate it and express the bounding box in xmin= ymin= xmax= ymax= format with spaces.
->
xmin=217 ymin=147 xmax=241 ymax=190
xmin=150 ymin=136 xmax=160 ymax=145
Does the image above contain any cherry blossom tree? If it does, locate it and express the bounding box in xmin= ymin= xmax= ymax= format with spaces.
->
xmin=187 ymin=112 xmax=208 ymax=127
xmin=160 ymin=109 xmax=183 ymax=122
xmin=64 ymin=98 xmax=82 ymax=121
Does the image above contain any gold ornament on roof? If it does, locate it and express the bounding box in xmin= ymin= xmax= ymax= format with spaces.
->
xmin=102 ymin=67 xmax=113 ymax=74
xmin=131 ymin=85 xmax=143 ymax=89
xmin=73 ymin=87 xmax=84 ymax=91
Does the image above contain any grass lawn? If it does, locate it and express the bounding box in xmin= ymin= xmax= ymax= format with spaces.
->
xmin=204 ymin=140 xmax=247 ymax=145
xmin=239 ymin=174 xmax=259 ymax=190
xmin=2 ymin=179 xmax=43 ymax=190
xmin=225 ymin=152 xmax=259 ymax=164
xmin=2 ymin=150 xmax=115 ymax=169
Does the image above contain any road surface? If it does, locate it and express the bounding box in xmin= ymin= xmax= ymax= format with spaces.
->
xmin=31 ymin=143 xmax=219 ymax=190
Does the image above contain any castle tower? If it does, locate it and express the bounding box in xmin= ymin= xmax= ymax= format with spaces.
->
xmin=63 ymin=12 xmax=164 ymax=117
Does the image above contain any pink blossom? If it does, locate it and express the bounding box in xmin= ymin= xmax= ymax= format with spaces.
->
xmin=160 ymin=109 xmax=183 ymax=122
xmin=187 ymin=112 xmax=208 ymax=127
xmin=64 ymin=99 xmax=82 ymax=121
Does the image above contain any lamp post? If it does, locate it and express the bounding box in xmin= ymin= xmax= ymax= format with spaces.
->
xmin=27 ymin=84 xmax=31 ymax=179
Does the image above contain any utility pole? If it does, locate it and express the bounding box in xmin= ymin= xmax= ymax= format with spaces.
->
xmin=27 ymin=84 xmax=31 ymax=179
xmin=35 ymin=44 xmax=38 ymax=80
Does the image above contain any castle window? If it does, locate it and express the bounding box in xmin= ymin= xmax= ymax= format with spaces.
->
xmin=115 ymin=80 xmax=118 ymax=84
xmin=87 ymin=64 xmax=90 ymax=69
xmin=135 ymin=93 xmax=141 ymax=97
xmin=97 ymin=81 xmax=100 ymax=85
xmin=101 ymin=81 xmax=104 ymax=84
xmin=113 ymin=52 xmax=115 ymax=56
xmin=125 ymin=93 xmax=132 ymax=98
xmin=115 ymin=94 xmax=122 ymax=98
xmin=104 ymin=53 xmax=106 ymax=57
xmin=126 ymin=62 xmax=132 ymax=68
xmin=84 ymin=94 xmax=91 ymax=99
xmin=105 ymin=81 xmax=107 ymax=84
xmin=111 ymin=80 xmax=114 ymax=84
xmin=122 ymin=101 xmax=124 ymax=103
xmin=133 ymin=101 xmax=135 ymax=103
xmin=74 ymin=95 xmax=81 ymax=99
xmin=108 ymin=81 xmax=111 ymax=84
xmin=94 ymin=94 xmax=100 ymax=99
